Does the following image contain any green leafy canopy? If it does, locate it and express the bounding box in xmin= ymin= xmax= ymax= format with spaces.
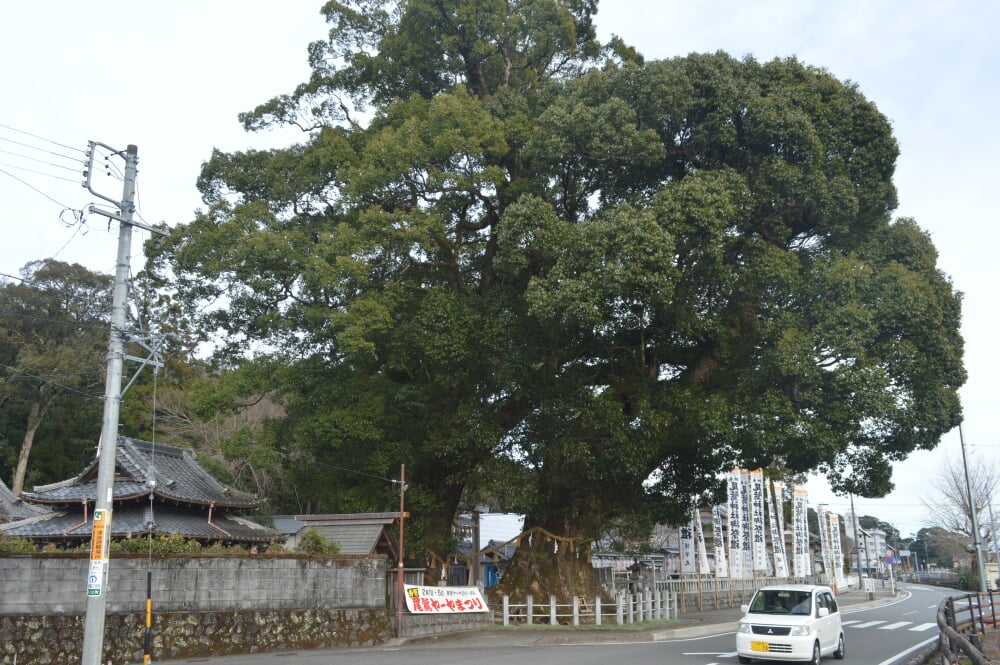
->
xmin=146 ymin=1 xmax=964 ymax=552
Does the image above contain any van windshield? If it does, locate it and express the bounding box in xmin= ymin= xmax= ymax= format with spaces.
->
xmin=749 ymin=589 xmax=812 ymax=615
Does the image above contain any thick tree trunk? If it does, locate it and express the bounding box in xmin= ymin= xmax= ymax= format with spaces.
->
xmin=495 ymin=524 xmax=604 ymax=607
xmin=11 ymin=400 xmax=45 ymax=496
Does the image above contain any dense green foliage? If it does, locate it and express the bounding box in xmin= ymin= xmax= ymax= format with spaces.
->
xmin=295 ymin=527 xmax=342 ymax=555
xmin=0 ymin=260 xmax=110 ymax=494
xmin=146 ymin=0 xmax=964 ymax=561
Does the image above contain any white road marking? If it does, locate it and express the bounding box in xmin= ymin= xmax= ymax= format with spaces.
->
xmin=852 ymin=620 xmax=888 ymax=628
xmin=841 ymin=619 xmax=862 ymax=625
xmin=909 ymin=622 xmax=938 ymax=632
xmin=875 ymin=636 xmax=938 ymax=665
xmin=879 ymin=621 xmax=913 ymax=630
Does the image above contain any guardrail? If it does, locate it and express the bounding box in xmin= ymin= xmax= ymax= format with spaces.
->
xmin=901 ymin=591 xmax=1000 ymax=665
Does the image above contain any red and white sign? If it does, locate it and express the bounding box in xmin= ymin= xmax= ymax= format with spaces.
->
xmin=404 ymin=584 xmax=490 ymax=614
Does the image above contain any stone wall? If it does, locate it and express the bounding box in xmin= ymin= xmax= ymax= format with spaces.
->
xmin=1 ymin=608 xmax=393 ymax=665
xmin=0 ymin=554 xmax=386 ymax=615
xmin=0 ymin=555 xmax=493 ymax=663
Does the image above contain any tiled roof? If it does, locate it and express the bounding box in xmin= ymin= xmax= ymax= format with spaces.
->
xmin=24 ymin=437 xmax=261 ymax=509
xmin=0 ymin=478 xmax=48 ymax=522
xmin=0 ymin=503 xmax=278 ymax=543
xmin=307 ymin=523 xmax=390 ymax=556
xmin=273 ymin=514 xmax=399 ymax=557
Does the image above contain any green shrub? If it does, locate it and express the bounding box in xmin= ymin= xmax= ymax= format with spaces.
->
xmin=957 ymin=568 xmax=980 ymax=591
xmin=0 ymin=535 xmax=36 ymax=553
xmin=295 ymin=528 xmax=340 ymax=555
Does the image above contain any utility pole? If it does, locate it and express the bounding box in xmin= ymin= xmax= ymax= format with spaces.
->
xmin=80 ymin=143 xmax=167 ymax=665
xmin=396 ymin=464 xmax=406 ymax=640
xmin=959 ymin=423 xmax=988 ymax=593
xmin=849 ymin=493 xmax=865 ymax=583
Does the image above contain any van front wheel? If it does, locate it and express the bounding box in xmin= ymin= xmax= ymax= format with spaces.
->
xmin=834 ymin=633 xmax=845 ymax=660
xmin=807 ymin=641 xmax=821 ymax=665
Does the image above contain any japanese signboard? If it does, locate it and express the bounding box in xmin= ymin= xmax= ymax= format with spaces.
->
xmin=403 ymin=585 xmax=489 ymax=614
xmin=86 ymin=508 xmax=112 ymax=597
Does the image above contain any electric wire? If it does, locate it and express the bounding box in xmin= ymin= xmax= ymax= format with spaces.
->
xmin=0 ymin=363 xmax=105 ymax=401
xmin=0 ymin=133 xmax=83 ymax=162
xmin=0 ymin=270 xmax=108 ymax=298
xmin=0 ymin=166 xmax=76 ymax=208
xmin=0 ymin=309 xmax=109 ymax=333
xmin=0 ymin=146 xmax=82 ymax=172
xmin=0 ymin=160 xmax=79 ymax=183
xmin=0 ymin=121 xmax=86 ymax=154
xmin=0 ymin=363 xmax=162 ymax=424
xmin=51 ymin=215 xmax=90 ymax=261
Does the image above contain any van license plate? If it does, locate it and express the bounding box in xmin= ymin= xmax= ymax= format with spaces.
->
xmin=750 ymin=641 xmax=770 ymax=652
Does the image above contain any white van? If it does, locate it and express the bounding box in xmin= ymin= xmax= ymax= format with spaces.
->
xmin=735 ymin=584 xmax=845 ymax=664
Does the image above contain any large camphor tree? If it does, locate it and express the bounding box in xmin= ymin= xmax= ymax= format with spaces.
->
xmin=147 ymin=0 xmax=964 ymax=597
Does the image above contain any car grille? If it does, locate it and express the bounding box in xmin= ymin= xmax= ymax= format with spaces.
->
xmin=762 ymin=643 xmax=794 ymax=653
xmin=750 ymin=625 xmax=792 ymax=636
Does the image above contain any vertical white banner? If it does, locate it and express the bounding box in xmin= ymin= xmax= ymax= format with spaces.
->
xmin=829 ymin=513 xmax=845 ymax=588
xmin=694 ymin=505 xmax=710 ymax=574
xmin=750 ymin=470 xmax=768 ymax=572
xmin=767 ymin=479 xmax=789 ymax=578
xmin=740 ymin=470 xmax=753 ymax=577
xmin=712 ymin=504 xmax=729 ymax=578
xmin=817 ymin=506 xmax=831 ymax=584
xmin=680 ymin=522 xmax=695 ymax=575
xmin=793 ymin=488 xmax=811 ymax=578
xmin=728 ymin=469 xmax=744 ymax=579
xmin=773 ymin=480 xmax=786 ymax=534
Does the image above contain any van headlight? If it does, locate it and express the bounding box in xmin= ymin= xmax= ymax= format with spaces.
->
xmin=789 ymin=626 xmax=811 ymax=636
xmin=737 ymin=623 xmax=751 ymax=634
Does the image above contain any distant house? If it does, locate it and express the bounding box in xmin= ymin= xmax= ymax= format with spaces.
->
xmin=0 ymin=437 xmax=278 ymax=547
xmin=0 ymin=477 xmax=48 ymax=524
xmin=274 ymin=513 xmax=400 ymax=557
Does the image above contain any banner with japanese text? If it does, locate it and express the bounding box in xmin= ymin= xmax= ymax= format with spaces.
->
xmin=694 ymin=505 xmax=710 ymax=574
xmin=404 ymin=585 xmax=489 ymax=613
xmin=829 ymin=513 xmax=845 ymax=588
xmin=792 ymin=488 xmax=811 ymax=578
xmin=750 ymin=470 xmax=767 ymax=572
xmin=679 ymin=520 xmax=695 ymax=574
xmin=739 ymin=470 xmax=753 ymax=577
xmin=817 ymin=506 xmax=830 ymax=582
xmin=727 ymin=469 xmax=744 ymax=579
xmin=764 ymin=483 xmax=788 ymax=577
xmin=712 ymin=504 xmax=729 ymax=578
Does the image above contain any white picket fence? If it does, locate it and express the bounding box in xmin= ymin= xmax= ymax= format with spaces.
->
xmin=496 ymin=587 xmax=677 ymax=625
xmin=495 ymin=575 xmax=827 ymax=624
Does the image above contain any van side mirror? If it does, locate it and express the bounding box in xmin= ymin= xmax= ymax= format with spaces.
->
xmin=818 ymin=607 xmax=829 ymax=617
xmin=740 ymin=604 xmax=750 ymax=613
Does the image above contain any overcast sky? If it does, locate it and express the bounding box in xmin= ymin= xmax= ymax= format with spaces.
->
xmin=2 ymin=1 xmax=997 ymax=540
